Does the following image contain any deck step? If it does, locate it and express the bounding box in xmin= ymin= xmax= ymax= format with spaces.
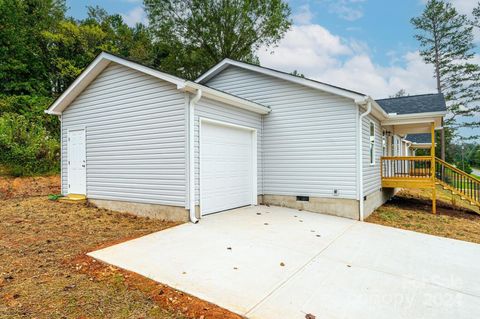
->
xmin=58 ymin=194 xmax=87 ymax=203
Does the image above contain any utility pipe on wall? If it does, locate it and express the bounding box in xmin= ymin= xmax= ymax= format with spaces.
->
xmin=358 ymin=99 xmax=372 ymax=222
xmin=189 ymin=89 xmax=202 ymax=223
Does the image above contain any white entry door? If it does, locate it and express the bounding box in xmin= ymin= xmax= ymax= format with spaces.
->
xmin=68 ymin=129 xmax=86 ymax=195
xmin=200 ymin=120 xmax=256 ymax=215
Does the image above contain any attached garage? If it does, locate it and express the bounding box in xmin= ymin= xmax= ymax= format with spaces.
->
xmin=199 ymin=119 xmax=257 ymax=215
xmin=46 ymin=52 xmax=269 ymax=222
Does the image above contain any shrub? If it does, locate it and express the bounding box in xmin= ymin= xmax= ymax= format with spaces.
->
xmin=0 ymin=113 xmax=60 ymax=176
xmin=0 ymin=95 xmax=58 ymax=139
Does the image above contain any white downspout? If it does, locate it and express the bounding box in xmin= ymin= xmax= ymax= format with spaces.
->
xmin=189 ymin=89 xmax=202 ymax=223
xmin=358 ymin=99 xmax=372 ymax=222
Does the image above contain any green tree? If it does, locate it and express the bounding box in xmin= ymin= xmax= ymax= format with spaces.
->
xmin=0 ymin=2 xmax=156 ymax=176
xmin=0 ymin=113 xmax=60 ymax=176
xmin=144 ymin=0 xmax=292 ymax=79
xmin=42 ymin=6 xmax=154 ymax=94
xmin=389 ymin=89 xmax=408 ymax=98
xmin=411 ymin=0 xmax=480 ymax=159
xmin=0 ymin=0 xmax=66 ymax=95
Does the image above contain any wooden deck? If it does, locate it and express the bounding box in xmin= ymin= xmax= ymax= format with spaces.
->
xmin=381 ymin=156 xmax=435 ymax=189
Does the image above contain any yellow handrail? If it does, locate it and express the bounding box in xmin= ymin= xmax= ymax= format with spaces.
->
xmin=435 ymin=157 xmax=480 ymax=206
xmin=381 ymin=156 xmax=431 ymax=160
xmin=436 ymin=157 xmax=480 ymax=181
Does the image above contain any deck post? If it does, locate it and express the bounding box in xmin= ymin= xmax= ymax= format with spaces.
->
xmin=431 ymin=122 xmax=436 ymax=214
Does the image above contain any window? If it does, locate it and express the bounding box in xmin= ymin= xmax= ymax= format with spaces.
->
xmin=382 ymin=131 xmax=387 ymax=156
xmin=369 ymin=122 xmax=375 ymax=165
xmin=393 ymin=136 xmax=401 ymax=156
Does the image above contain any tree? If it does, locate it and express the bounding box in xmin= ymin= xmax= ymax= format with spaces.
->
xmin=42 ymin=6 xmax=154 ymax=95
xmin=0 ymin=0 xmax=66 ymax=95
xmin=389 ymin=89 xmax=408 ymax=98
xmin=144 ymin=0 xmax=291 ymax=79
xmin=0 ymin=3 xmax=155 ymax=175
xmin=411 ymin=0 xmax=480 ymax=160
xmin=290 ymin=70 xmax=305 ymax=78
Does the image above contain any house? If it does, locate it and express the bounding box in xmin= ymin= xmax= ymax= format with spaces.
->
xmin=46 ymin=52 xmax=448 ymax=222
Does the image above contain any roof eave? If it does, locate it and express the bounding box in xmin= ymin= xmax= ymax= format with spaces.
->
xmin=197 ymin=59 xmax=368 ymax=102
xmin=381 ymin=111 xmax=446 ymax=127
xmin=46 ymin=53 xmax=268 ymax=116
xmin=185 ymin=82 xmax=270 ymax=115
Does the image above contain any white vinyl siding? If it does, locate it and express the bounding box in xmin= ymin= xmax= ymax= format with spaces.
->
xmin=362 ymin=114 xmax=382 ymax=196
xmin=207 ymin=66 xmax=358 ymax=199
xmin=61 ymin=62 xmax=187 ymax=207
xmin=194 ymin=97 xmax=262 ymax=204
xmin=369 ymin=121 xmax=376 ymax=165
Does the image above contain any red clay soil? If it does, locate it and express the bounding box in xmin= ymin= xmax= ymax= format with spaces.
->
xmin=0 ymin=175 xmax=60 ymax=199
xmin=0 ymin=176 xmax=242 ymax=319
xmin=70 ymin=254 xmax=244 ymax=319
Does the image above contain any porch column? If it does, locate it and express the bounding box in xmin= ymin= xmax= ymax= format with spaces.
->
xmin=431 ymin=122 xmax=436 ymax=214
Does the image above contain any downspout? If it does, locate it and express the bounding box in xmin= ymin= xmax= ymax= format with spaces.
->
xmin=358 ymin=99 xmax=372 ymax=222
xmin=189 ymin=89 xmax=202 ymax=223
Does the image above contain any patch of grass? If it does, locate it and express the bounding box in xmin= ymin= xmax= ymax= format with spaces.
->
xmin=367 ymin=187 xmax=480 ymax=244
xmin=377 ymin=210 xmax=400 ymax=222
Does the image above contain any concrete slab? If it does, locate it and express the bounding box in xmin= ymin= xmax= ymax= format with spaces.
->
xmin=88 ymin=205 xmax=480 ymax=319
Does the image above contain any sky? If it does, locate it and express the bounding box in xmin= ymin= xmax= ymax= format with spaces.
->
xmin=67 ymin=0 xmax=479 ymax=139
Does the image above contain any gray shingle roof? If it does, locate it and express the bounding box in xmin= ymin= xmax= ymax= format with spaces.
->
xmin=376 ymin=93 xmax=446 ymax=115
xmin=405 ymin=133 xmax=432 ymax=144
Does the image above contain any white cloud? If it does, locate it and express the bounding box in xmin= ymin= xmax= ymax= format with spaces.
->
xmin=449 ymin=0 xmax=477 ymax=15
xmin=328 ymin=0 xmax=366 ymax=21
xmin=121 ymin=6 xmax=147 ymax=27
xmin=258 ymin=24 xmax=437 ymax=98
xmin=293 ymin=4 xmax=314 ymax=25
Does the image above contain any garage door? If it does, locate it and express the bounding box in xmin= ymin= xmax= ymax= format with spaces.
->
xmin=200 ymin=120 xmax=255 ymax=215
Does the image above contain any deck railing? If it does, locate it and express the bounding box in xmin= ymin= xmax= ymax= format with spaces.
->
xmin=435 ymin=157 xmax=480 ymax=205
xmin=381 ymin=156 xmax=433 ymax=179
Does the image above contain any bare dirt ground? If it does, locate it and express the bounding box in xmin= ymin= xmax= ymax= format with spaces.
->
xmin=0 ymin=175 xmax=60 ymax=200
xmin=367 ymin=187 xmax=480 ymax=244
xmin=0 ymin=176 xmax=242 ymax=319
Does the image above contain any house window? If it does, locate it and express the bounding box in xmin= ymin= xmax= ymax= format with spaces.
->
xmin=393 ymin=136 xmax=401 ymax=156
xmin=370 ymin=122 xmax=375 ymax=165
xmin=382 ymin=131 xmax=387 ymax=156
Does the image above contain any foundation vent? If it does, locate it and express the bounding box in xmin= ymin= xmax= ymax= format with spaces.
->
xmin=296 ymin=196 xmax=309 ymax=202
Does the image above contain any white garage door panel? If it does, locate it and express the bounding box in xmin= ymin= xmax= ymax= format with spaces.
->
xmin=201 ymin=121 xmax=255 ymax=215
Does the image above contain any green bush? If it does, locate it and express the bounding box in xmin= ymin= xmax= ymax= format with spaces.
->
xmin=0 ymin=113 xmax=60 ymax=176
xmin=455 ymin=161 xmax=473 ymax=174
xmin=0 ymin=95 xmax=58 ymax=139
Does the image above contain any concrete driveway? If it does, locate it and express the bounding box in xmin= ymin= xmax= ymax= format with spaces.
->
xmin=89 ymin=205 xmax=480 ymax=319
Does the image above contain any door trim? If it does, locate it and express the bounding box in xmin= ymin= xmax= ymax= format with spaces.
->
xmin=199 ymin=117 xmax=257 ymax=216
xmin=67 ymin=127 xmax=87 ymax=195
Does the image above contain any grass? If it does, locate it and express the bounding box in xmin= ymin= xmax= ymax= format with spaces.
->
xmin=367 ymin=187 xmax=480 ymax=244
xmin=0 ymin=176 xmax=242 ymax=319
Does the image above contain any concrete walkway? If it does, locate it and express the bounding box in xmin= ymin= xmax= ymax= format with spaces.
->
xmin=89 ymin=205 xmax=480 ymax=319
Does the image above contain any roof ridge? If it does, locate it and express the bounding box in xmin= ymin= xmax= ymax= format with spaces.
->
xmin=215 ymin=58 xmax=367 ymax=97
xmin=376 ymin=93 xmax=442 ymax=101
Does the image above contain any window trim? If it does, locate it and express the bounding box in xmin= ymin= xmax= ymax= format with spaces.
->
xmin=369 ymin=121 xmax=376 ymax=165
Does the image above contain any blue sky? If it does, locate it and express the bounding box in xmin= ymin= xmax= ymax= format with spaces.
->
xmin=67 ymin=0 xmax=479 ymax=139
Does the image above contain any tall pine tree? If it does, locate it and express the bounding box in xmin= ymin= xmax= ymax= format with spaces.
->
xmin=411 ymin=0 xmax=480 ymax=159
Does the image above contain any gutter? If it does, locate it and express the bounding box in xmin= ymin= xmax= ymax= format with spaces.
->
xmin=357 ymin=97 xmax=372 ymax=222
xmin=188 ymin=89 xmax=202 ymax=223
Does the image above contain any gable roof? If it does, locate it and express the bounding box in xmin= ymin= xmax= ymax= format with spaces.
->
xmin=196 ymin=58 xmax=369 ymax=102
xmin=46 ymin=52 xmax=271 ymax=116
xmin=405 ymin=133 xmax=432 ymax=144
xmin=196 ymin=58 xmax=395 ymax=120
xmin=376 ymin=93 xmax=446 ymax=115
